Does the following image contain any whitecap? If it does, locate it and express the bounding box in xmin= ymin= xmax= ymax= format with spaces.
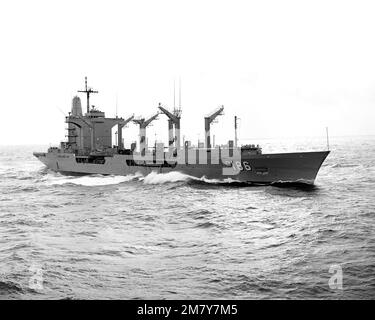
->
xmin=47 ymin=173 xmax=141 ymax=186
xmin=142 ymin=171 xmax=192 ymax=184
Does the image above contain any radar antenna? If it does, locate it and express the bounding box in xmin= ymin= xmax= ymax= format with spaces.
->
xmin=78 ymin=77 xmax=98 ymax=114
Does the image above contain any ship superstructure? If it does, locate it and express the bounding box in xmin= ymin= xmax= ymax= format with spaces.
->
xmin=34 ymin=78 xmax=330 ymax=184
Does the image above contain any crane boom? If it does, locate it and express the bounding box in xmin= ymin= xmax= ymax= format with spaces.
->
xmin=204 ymin=106 xmax=224 ymax=149
xmin=132 ymin=112 xmax=160 ymax=155
xmin=144 ymin=112 xmax=159 ymax=127
xmin=133 ymin=112 xmax=159 ymax=128
xmin=118 ymin=114 xmax=134 ymax=127
xmin=117 ymin=114 xmax=135 ymax=149
xmin=205 ymin=106 xmax=224 ymax=123
xmin=158 ymin=105 xmax=179 ymax=123
xmin=76 ymin=114 xmax=93 ymax=128
xmin=158 ymin=103 xmax=181 ymax=151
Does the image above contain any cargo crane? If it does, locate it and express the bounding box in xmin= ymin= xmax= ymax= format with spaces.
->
xmin=204 ymin=106 xmax=224 ymax=149
xmin=34 ymin=79 xmax=331 ymax=185
xmin=133 ymin=112 xmax=160 ymax=155
xmin=117 ymin=114 xmax=134 ymax=149
xmin=158 ymin=103 xmax=182 ymax=153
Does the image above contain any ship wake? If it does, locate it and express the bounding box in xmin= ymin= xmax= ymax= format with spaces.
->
xmin=43 ymin=171 xmax=252 ymax=187
xmin=41 ymin=170 xmax=317 ymax=189
xmin=141 ymin=171 xmax=192 ymax=184
xmin=45 ymin=173 xmax=142 ymax=186
xmin=141 ymin=171 xmax=252 ymax=186
xmin=140 ymin=171 xmax=253 ymax=187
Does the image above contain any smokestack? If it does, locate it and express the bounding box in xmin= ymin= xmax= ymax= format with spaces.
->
xmin=71 ymin=96 xmax=82 ymax=116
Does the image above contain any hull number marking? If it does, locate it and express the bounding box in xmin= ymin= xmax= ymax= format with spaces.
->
xmin=225 ymin=161 xmax=252 ymax=171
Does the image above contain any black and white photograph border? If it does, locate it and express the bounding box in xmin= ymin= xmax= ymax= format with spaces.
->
xmin=0 ymin=0 xmax=374 ymax=305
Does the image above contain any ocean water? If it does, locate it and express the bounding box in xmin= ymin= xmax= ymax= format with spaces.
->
xmin=0 ymin=136 xmax=374 ymax=300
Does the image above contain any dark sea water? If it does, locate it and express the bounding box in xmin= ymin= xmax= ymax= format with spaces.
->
xmin=0 ymin=136 xmax=374 ymax=300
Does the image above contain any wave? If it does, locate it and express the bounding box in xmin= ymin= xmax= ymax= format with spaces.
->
xmin=47 ymin=173 xmax=142 ymax=186
xmin=0 ymin=280 xmax=24 ymax=295
xmin=44 ymin=170 xmax=255 ymax=187
xmin=39 ymin=170 xmax=314 ymax=188
xmin=331 ymin=163 xmax=359 ymax=168
xmin=270 ymin=181 xmax=318 ymax=191
xmin=194 ymin=221 xmax=217 ymax=229
xmin=41 ymin=171 xmax=193 ymax=187
xmin=191 ymin=176 xmax=252 ymax=187
xmin=141 ymin=171 xmax=254 ymax=187
xmin=142 ymin=171 xmax=192 ymax=184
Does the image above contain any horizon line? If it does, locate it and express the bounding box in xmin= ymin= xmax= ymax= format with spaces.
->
xmin=1 ymin=133 xmax=375 ymax=147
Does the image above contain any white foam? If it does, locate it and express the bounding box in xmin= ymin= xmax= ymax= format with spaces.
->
xmin=197 ymin=176 xmax=242 ymax=184
xmin=43 ymin=171 xmax=241 ymax=187
xmin=47 ymin=173 xmax=142 ymax=186
xmin=142 ymin=171 xmax=192 ymax=184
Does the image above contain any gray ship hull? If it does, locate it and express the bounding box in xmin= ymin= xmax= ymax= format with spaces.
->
xmin=33 ymin=150 xmax=330 ymax=184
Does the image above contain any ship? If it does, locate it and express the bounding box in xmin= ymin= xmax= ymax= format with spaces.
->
xmin=34 ymin=77 xmax=330 ymax=184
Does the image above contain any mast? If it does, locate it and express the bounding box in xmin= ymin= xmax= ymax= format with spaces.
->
xmin=179 ymin=77 xmax=181 ymax=108
xmin=234 ymin=115 xmax=238 ymax=148
xmin=115 ymin=93 xmax=118 ymax=118
xmin=173 ymin=79 xmax=176 ymax=109
xmin=78 ymin=77 xmax=98 ymax=114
